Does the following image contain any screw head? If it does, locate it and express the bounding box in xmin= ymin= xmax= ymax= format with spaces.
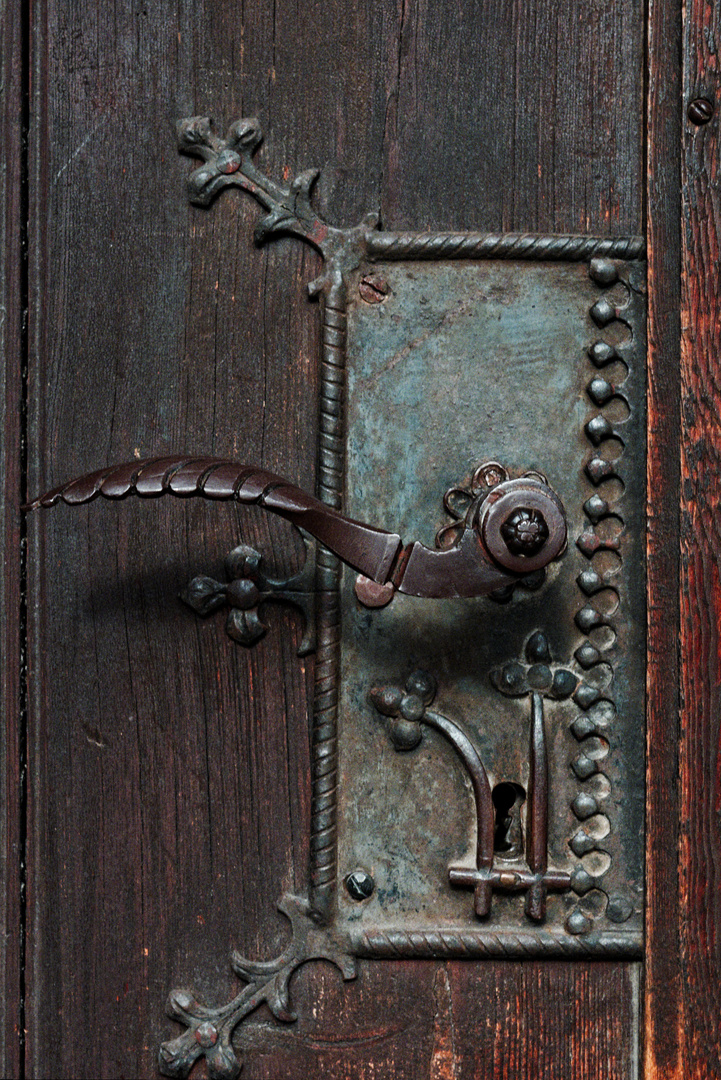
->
xmin=359 ymin=275 xmax=390 ymax=304
xmin=346 ymin=870 xmax=374 ymax=901
xmin=500 ymin=508 xmax=549 ymax=557
xmin=688 ymin=97 xmax=715 ymax=125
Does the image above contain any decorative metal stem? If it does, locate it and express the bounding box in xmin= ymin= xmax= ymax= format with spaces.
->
xmin=371 ymin=672 xmax=575 ymax=922
xmin=526 ymin=691 xmax=549 ymax=920
xmin=309 ymin=280 xmax=348 ymax=922
xmin=444 ymin=690 xmax=572 ymax=922
xmin=423 ymin=709 xmax=494 ymax=917
xmin=176 ymin=117 xmax=376 ymax=924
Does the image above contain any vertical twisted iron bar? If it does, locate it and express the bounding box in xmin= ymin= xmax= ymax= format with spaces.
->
xmin=310 ymin=276 xmax=347 ymax=922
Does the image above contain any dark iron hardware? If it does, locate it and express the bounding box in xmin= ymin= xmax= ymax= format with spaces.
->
xmin=24 ymin=112 xmax=646 ymax=1080
xmin=370 ymin=668 xmax=580 ymax=923
xmin=180 ymin=536 xmax=318 ymax=655
xmin=25 ymin=456 xmax=566 ymax=603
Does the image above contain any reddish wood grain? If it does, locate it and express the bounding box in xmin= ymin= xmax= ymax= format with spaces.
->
xmin=0 ymin=1 xmax=24 ymax=1076
xmin=236 ymin=961 xmax=639 ymax=1080
xmin=644 ymin=0 xmax=684 ymax=1075
xmin=678 ymin=2 xmax=721 ymax=1075
xmin=24 ymin=1 xmax=644 ymax=1077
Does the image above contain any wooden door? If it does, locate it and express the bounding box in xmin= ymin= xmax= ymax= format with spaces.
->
xmin=0 ymin=0 xmax=716 ymax=1076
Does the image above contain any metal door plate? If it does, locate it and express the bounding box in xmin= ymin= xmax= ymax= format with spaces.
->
xmin=338 ymin=256 xmax=645 ymax=951
xmin=158 ymin=119 xmax=645 ymax=1076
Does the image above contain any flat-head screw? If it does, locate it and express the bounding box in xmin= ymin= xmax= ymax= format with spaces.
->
xmin=359 ymin=275 xmax=390 ymax=304
xmin=688 ymin=98 xmax=714 ymax=125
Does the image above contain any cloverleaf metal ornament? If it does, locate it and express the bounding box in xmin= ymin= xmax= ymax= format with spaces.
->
xmin=181 ymin=535 xmax=317 ymax=655
xmin=23 ymin=114 xmax=646 ymax=1077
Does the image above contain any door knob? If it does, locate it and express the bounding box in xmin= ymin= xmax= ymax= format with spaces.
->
xmin=25 ymin=455 xmax=566 ymax=604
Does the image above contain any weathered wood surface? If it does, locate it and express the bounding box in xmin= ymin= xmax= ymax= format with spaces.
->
xmin=236 ymin=961 xmax=639 ymax=1079
xmin=25 ymin=1 xmax=644 ymax=1077
xmin=644 ymin=0 xmax=683 ymax=1076
xmin=676 ymin=1 xmax=721 ymax=1077
xmin=0 ymin=0 xmax=24 ymax=1076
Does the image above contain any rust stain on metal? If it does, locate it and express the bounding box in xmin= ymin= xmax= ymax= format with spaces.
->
xmin=358 ymin=274 xmax=389 ymax=303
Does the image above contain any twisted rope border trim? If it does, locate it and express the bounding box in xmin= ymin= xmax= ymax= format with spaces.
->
xmin=351 ymin=927 xmax=642 ymax=959
xmin=366 ymin=232 xmax=645 ymax=262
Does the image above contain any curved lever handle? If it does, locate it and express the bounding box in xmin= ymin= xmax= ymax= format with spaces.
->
xmin=24 ymin=456 xmax=566 ymax=601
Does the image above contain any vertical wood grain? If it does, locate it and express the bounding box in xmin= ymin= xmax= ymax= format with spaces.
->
xmin=25 ymin=1 xmax=644 ymax=1077
xmin=645 ymin=0 xmax=683 ymax=1075
xmin=375 ymin=0 xmax=643 ymax=235
xmin=0 ymin=0 xmax=24 ymax=1075
xmin=679 ymin=2 xmax=721 ymax=1076
xmin=235 ymin=961 xmax=640 ymax=1080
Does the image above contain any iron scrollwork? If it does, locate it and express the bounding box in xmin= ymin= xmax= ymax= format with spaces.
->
xmin=158 ymin=896 xmax=356 ymax=1080
xmin=369 ymin=656 xmax=581 ymax=924
xmin=26 ymin=116 xmax=646 ymax=1077
xmin=367 ymin=628 xmax=620 ymax=936
xmin=181 ymin=535 xmax=317 ymax=655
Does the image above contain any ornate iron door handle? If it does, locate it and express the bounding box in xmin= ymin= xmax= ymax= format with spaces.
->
xmin=25 ymin=456 xmax=566 ymax=603
xmin=24 ymin=112 xmax=648 ymax=1079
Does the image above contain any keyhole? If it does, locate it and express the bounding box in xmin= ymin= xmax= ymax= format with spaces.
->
xmin=492 ymin=782 xmax=526 ymax=856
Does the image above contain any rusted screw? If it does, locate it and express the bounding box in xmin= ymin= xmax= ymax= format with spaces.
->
xmin=688 ymin=98 xmax=714 ymax=125
xmin=359 ymin=275 xmax=390 ymax=304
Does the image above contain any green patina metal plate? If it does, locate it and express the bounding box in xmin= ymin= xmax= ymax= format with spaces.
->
xmin=335 ymin=256 xmax=645 ymax=951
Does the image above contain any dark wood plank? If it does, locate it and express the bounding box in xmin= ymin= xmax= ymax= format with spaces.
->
xmin=378 ymin=0 xmax=643 ymax=235
xmin=26 ymin=1 xmax=644 ymax=1077
xmin=644 ymin=0 xmax=684 ymax=1075
xmin=25 ymin=4 xmax=319 ymax=1077
xmin=0 ymin=0 xmax=24 ymax=1075
xmin=678 ymin=3 xmax=721 ymax=1076
xmin=236 ymin=961 xmax=639 ymax=1080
